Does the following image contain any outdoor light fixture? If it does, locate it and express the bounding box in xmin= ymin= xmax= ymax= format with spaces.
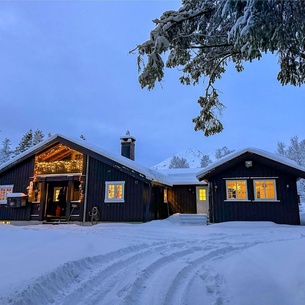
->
xmin=245 ymin=161 xmax=253 ymax=168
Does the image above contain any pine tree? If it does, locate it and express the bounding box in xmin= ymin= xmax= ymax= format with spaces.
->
xmin=215 ymin=146 xmax=234 ymax=159
xmin=200 ymin=154 xmax=212 ymax=168
xmin=33 ymin=129 xmax=44 ymax=146
xmin=0 ymin=138 xmax=12 ymax=165
xmin=15 ymin=129 xmax=33 ymax=155
xmin=277 ymin=136 xmax=305 ymax=201
xmin=169 ymin=156 xmax=190 ymax=169
xmin=134 ymin=0 xmax=305 ymax=136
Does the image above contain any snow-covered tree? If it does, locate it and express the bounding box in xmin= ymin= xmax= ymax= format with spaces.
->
xmin=134 ymin=0 xmax=305 ymax=136
xmin=0 ymin=138 xmax=12 ymax=165
xmin=169 ymin=156 xmax=190 ymax=168
xmin=200 ymin=154 xmax=212 ymax=168
xmin=277 ymin=136 xmax=305 ymax=166
xmin=215 ymin=146 xmax=234 ymax=159
xmin=277 ymin=136 xmax=305 ymax=201
xmin=15 ymin=129 xmax=33 ymax=155
xmin=33 ymin=129 xmax=44 ymax=146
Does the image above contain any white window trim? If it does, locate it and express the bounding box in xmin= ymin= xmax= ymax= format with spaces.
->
xmin=105 ymin=181 xmax=125 ymax=203
xmin=0 ymin=185 xmax=14 ymax=204
xmin=253 ymin=179 xmax=277 ymax=201
xmin=225 ymin=180 xmax=248 ymax=201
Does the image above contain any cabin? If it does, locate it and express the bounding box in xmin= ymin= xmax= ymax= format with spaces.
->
xmin=1 ymin=136 xmax=304 ymax=225
xmin=0 ymin=134 xmax=205 ymax=224
xmin=196 ymin=148 xmax=305 ymax=225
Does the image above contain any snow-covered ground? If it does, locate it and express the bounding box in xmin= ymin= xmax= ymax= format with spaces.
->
xmin=1 ymin=210 xmax=305 ymax=305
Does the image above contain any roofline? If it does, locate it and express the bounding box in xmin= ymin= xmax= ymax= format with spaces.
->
xmin=0 ymin=134 xmax=173 ymax=186
xmin=196 ymin=147 xmax=305 ymax=180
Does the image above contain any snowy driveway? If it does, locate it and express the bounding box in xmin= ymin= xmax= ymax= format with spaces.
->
xmin=0 ymin=219 xmax=305 ymax=305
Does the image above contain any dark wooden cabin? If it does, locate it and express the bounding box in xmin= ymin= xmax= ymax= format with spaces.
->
xmin=0 ymin=134 xmax=172 ymax=223
xmin=196 ymin=148 xmax=305 ymax=225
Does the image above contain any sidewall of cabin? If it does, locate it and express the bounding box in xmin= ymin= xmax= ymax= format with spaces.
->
xmin=85 ymin=157 xmax=147 ymax=222
xmin=0 ymin=158 xmax=35 ymax=220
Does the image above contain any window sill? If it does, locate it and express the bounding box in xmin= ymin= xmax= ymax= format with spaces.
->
xmin=252 ymin=200 xmax=280 ymax=203
xmin=104 ymin=200 xmax=125 ymax=204
xmin=224 ymin=200 xmax=251 ymax=202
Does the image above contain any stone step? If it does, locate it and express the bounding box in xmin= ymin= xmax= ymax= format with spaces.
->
xmin=178 ymin=213 xmax=208 ymax=225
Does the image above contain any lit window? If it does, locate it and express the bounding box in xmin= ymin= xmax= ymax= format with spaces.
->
xmin=105 ymin=181 xmax=125 ymax=203
xmin=198 ymin=188 xmax=207 ymax=201
xmin=28 ymin=181 xmax=42 ymax=202
xmin=226 ymin=180 xmax=247 ymax=200
xmin=0 ymin=185 xmax=13 ymax=204
xmin=164 ymin=188 xmax=168 ymax=203
xmin=254 ymin=180 xmax=276 ymax=200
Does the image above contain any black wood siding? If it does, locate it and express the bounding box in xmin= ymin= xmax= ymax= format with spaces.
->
xmin=0 ymin=158 xmax=35 ymax=220
xmin=85 ymin=157 xmax=147 ymax=222
xmin=168 ymin=186 xmax=197 ymax=214
xmin=209 ymin=155 xmax=300 ymax=225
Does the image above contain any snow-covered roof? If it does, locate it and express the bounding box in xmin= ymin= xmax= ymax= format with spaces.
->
xmin=0 ymin=134 xmax=173 ymax=186
xmin=197 ymin=147 xmax=305 ymax=180
xmin=156 ymin=168 xmax=206 ymax=185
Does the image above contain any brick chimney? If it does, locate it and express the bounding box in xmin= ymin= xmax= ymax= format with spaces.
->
xmin=120 ymin=131 xmax=136 ymax=161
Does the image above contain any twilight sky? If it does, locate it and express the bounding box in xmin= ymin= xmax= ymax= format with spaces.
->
xmin=0 ymin=0 xmax=304 ymax=167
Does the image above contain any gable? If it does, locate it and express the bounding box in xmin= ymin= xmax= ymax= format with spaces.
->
xmin=197 ymin=148 xmax=305 ymax=181
xmin=35 ymin=143 xmax=84 ymax=175
xmin=0 ymin=134 xmax=172 ymax=186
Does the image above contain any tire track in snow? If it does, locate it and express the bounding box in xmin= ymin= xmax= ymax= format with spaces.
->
xmin=53 ymin=241 xmax=190 ymax=305
xmin=0 ymin=243 xmax=158 ymax=305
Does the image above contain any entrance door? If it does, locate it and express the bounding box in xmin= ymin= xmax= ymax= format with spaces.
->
xmin=196 ymin=186 xmax=209 ymax=214
xmin=45 ymin=181 xmax=68 ymax=219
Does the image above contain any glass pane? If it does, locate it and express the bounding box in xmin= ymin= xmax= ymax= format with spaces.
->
xmin=0 ymin=188 xmax=5 ymax=200
xmin=227 ymin=181 xmax=237 ymax=199
xmin=227 ymin=181 xmax=247 ymax=199
xmin=255 ymin=180 xmax=275 ymax=199
xmin=265 ymin=180 xmax=275 ymax=199
xmin=108 ymin=185 xmax=115 ymax=199
xmin=115 ymin=185 xmax=123 ymax=199
xmin=199 ymin=189 xmax=206 ymax=201
xmin=237 ymin=181 xmax=247 ymax=199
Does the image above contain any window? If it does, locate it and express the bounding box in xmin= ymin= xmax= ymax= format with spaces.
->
xmin=198 ymin=188 xmax=207 ymax=201
xmin=0 ymin=185 xmax=13 ymax=204
xmin=28 ymin=181 xmax=42 ymax=202
xmin=254 ymin=180 xmax=276 ymax=200
xmin=105 ymin=181 xmax=125 ymax=203
xmin=226 ymin=180 xmax=247 ymax=200
xmin=164 ymin=188 xmax=168 ymax=203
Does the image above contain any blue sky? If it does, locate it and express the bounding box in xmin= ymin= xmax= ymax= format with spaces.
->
xmin=0 ymin=0 xmax=304 ymax=167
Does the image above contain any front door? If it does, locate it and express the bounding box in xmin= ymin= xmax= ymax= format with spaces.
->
xmin=196 ymin=186 xmax=209 ymax=214
xmin=45 ymin=181 xmax=68 ymax=220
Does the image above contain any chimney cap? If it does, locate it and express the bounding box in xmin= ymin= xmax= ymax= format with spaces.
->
xmin=120 ymin=130 xmax=136 ymax=142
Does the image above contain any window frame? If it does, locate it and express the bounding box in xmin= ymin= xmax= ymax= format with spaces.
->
xmin=0 ymin=185 xmax=14 ymax=204
xmin=105 ymin=181 xmax=125 ymax=203
xmin=253 ymin=179 xmax=277 ymax=201
xmin=225 ymin=180 xmax=248 ymax=201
